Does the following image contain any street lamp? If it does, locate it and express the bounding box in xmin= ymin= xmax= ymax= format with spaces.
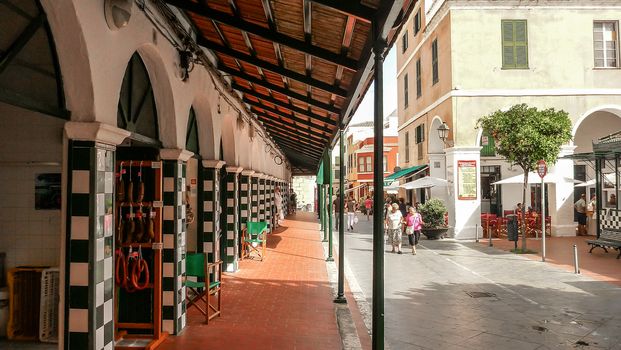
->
xmin=438 ymin=122 xmax=450 ymax=144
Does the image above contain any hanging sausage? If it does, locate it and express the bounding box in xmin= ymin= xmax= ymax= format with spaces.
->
xmin=137 ymin=161 xmax=145 ymax=203
xmin=127 ymin=163 xmax=134 ymax=203
xmin=117 ymin=162 xmax=126 ymax=202
xmin=134 ymin=205 xmax=145 ymax=243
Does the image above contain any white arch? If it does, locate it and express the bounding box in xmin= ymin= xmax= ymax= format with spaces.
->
xmin=221 ymin=113 xmax=238 ymax=165
xmin=428 ymin=115 xmax=445 ymax=153
xmin=571 ymin=105 xmax=621 ymax=138
xmin=191 ymin=94 xmax=216 ymax=159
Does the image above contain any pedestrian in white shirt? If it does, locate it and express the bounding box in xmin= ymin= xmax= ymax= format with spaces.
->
xmin=386 ymin=203 xmax=404 ymax=254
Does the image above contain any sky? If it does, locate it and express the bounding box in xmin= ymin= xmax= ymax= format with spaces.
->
xmin=349 ymin=47 xmax=397 ymax=124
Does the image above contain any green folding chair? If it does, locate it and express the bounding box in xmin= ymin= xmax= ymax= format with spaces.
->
xmin=242 ymin=221 xmax=268 ymax=261
xmin=184 ymin=253 xmax=222 ymax=324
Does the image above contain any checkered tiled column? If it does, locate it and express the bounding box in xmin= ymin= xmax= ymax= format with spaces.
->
xmin=199 ymin=160 xmax=225 ymax=263
xmin=65 ymin=141 xmax=115 ymax=350
xmin=251 ymin=173 xmax=260 ymax=221
xmin=160 ymin=149 xmax=192 ymax=335
xmin=240 ymin=170 xmax=254 ymax=239
xmin=225 ymin=167 xmax=242 ymax=272
xmin=265 ymin=178 xmax=273 ymax=234
xmin=259 ymin=176 xmax=266 ymax=223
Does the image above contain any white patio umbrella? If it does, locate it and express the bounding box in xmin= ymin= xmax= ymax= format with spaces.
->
xmin=574 ymin=174 xmax=615 ymax=187
xmin=400 ymin=176 xmax=448 ymax=190
xmin=384 ymin=181 xmax=401 ymax=194
xmin=492 ymin=172 xmax=582 ymax=185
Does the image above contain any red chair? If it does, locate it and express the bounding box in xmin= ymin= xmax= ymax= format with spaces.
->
xmin=503 ymin=210 xmax=515 ymax=217
xmin=496 ymin=217 xmax=508 ymax=237
xmin=481 ymin=214 xmax=497 ymax=238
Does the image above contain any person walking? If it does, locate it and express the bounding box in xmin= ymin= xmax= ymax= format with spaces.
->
xmin=386 ymin=203 xmax=404 ymax=254
xmin=574 ymin=193 xmax=587 ymax=236
xmin=364 ymin=196 xmax=372 ymax=221
xmin=333 ymin=194 xmax=340 ymax=230
xmin=405 ymin=207 xmax=424 ymax=255
xmin=346 ymin=195 xmax=357 ymax=231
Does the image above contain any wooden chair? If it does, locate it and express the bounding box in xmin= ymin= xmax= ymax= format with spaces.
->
xmin=242 ymin=221 xmax=268 ymax=261
xmin=184 ymin=253 xmax=222 ymax=324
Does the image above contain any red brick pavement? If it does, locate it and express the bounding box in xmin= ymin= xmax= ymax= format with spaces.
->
xmin=159 ymin=212 xmax=342 ymax=350
xmin=481 ymin=235 xmax=621 ymax=287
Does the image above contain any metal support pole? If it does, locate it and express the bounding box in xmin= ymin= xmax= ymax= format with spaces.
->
xmin=327 ymin=149 xmax=334 ymax=261
xmin=541 ymin=179 xmax=546 ymax=262
xmin=323 ymin=185 xmax=329 ymax=242
xmin=335 ymin=130 xmax=347 ymax=304
xmin=475 ymin=224 xmax=479 ymax=243
xmin=573 ymin=244 xmax=580 ymax=274
xmin=319 ymin=184 xmax=324 ymax=231
xmin=488 ymin=226 xmax=493 ymax=247
xmin=371 ymin=35 xmax=385 ymax=350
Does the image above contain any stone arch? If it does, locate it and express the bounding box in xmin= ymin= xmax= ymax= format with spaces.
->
xmin=191 ymin=94 xmax=217 ymax=159
xmin=40 ymin=0 xmax=94 ymax=120
xmin=572 ymin=105 xmax=621 ymax=154
xmin=428 ymin=116 xmax=445 ymax=153
xmin=221 ymin=113 xmax=237 ymax=165
xmin=134 ymin=44 xmax=177 ymax=147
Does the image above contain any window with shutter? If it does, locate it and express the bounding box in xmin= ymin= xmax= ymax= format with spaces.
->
xmin=416 ymin=59 xmax=422 ymax=98
xmin=358 ymin=156 xmax=364 ymax=172
xmin=415 ymin=124 xmax=425 ymax=144
xmin=366 ymin=156 xmax=372 ymax=172
xmin=414 ymin=10 xmax=421 ymax=35
xmin=402 ymin=31 xmax=408 ymax=53
xmin=432 ymin=39 xmax=439 ymax=84
xmin=405 ymin=131 xmax=410 ymax=163
xmin=480 ymin=130 xmax=496 ymax=157
xmin=502 ymin=20 xmax=528 ymax=69
xmin=404 ymin=74 xmax=409 ymax=108
xmin=594 ymin=21 xmax=619 ymax=68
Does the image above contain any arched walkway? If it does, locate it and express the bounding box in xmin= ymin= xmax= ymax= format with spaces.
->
xmin=573 ymin=106 xmax=621 ymax=154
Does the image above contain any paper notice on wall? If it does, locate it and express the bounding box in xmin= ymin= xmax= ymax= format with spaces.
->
xmin=457 ymin=160 xmax=477 ymax=200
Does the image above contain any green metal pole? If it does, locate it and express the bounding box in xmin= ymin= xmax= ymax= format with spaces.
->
xmin=319 ymin=181 xmax=324 ymax=231
xmin=323 ymin=184 xmax=329 ymax=242
xmin=327 ymin=147 xmax=334 ymax=261
xmin=334 ymin=129 xmax=347 ymax=303
xmin=371 ymin=31 xmax=385 ymax=350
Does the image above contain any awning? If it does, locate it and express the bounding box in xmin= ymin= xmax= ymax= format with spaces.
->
xmin=492 ymin=172 xmax=583 ymax=185
xmin=400 ymin=176 xmax=448 ymax=190
xmin=384 ymin=164 xmax=427 ymax=181
xmin=345 ymin=183 xmax=367 ymax=193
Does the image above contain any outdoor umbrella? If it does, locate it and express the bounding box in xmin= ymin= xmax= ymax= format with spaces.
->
xmin=400 ymin=176 xmax=448 ymax=190
xmin=384 ymin=181 xmax=401 ymax=194
xmin=574 ymin=174 xmax=615 ymax=187
xmin=492 ymin=172 xmax=582 ymax=185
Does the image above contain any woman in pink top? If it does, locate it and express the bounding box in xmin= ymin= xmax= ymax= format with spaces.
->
xmin=364 ymin=196 xmax=372 ymax=221
xmin=405 ymin=206 xmax=424 ymax=255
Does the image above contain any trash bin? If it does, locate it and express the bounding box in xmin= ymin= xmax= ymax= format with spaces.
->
xmin=507 ymin=214 xmax=518 ymax=242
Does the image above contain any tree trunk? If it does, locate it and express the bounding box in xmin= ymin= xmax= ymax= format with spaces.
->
xmin=521 ymin=170 xmax=528 ymax=252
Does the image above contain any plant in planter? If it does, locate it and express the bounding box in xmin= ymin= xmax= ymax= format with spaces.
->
xmin=419 ymin=199 xmax=449 ymax=240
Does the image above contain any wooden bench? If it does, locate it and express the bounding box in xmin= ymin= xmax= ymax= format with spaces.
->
xmin=586 ymin=229 xmax=621 ymax=259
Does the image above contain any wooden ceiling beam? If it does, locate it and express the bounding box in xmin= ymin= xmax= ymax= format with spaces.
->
xmin=310 ymin=0 xmax=374 ymax=23
xmin=252 ymin=107 xmax=333 ymax=135
xmin=166 ymin=0 xmax=359 ymax=71
xmin=220 ymin=64 xmax=340 ymax=114
xmin=272 ymin=137 xmax=323 ymax=158
xmin=234 ymin=84 xmax=336 ymax=122
xmin=198 ymin=38 xmax=347 ymax=97
xmin=243 ymin=96 xmax=335 ymax=126
xmin=257 ymin=118 xmax=328 ymax=145
xmin=248 ymin=103 xmax=333 ymax=132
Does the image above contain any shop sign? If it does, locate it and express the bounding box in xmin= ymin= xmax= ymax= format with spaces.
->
xmin=482 ymin=136 xmax=489 ymax=146
xmin=457 ymin=160 xmax=477 ymax=200
xmin=537 ymin=160 xmax=547 ymax=179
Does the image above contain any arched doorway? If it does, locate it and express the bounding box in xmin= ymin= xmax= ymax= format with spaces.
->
xmin=572 ymin=107 xmax=621 ymax=214
xmin=185 ymin=107 xmax=200 ymax=254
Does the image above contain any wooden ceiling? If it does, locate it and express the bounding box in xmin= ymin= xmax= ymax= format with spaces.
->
xmin=166 ymin=0 xmax=414 ymax=174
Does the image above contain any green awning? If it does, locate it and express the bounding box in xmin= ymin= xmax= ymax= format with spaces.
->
xmin=384 ymin=164 xmax=428 ymax=181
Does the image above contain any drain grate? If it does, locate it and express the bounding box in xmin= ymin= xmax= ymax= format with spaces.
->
xmin=466 ymin=291 xmax=496 ymax=298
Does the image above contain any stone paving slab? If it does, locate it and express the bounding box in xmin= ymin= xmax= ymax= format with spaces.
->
xmin=344 ymin=219 xmax=621 ymax=350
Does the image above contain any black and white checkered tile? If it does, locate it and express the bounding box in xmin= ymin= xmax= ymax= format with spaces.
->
xmin=251 ymin=174 xmax=259 ymax=221
xmin=265 ymin=178 xmax=272 ymax=234
xmin=225 ymin=167 xmax=242 ymax=271
xmin=259 ymin=176 xmax=266 ymax=223
xmin=600 ymin=208 xmax=621 ymax=230
xmin=240 ymin=170 xmax=253 ymax=241
xmin=200 ymin=161 xmax=225 ymax=264
xmin=66 ymin=141 xmax=114 ymax=350
xmin=162 ymin=160 xmax=187 ymax=335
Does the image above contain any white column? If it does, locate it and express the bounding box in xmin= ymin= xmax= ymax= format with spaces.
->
xmin=428 ymin=152 xmax=448 ymax=203
xmin=549 ymin=145 xmax=577 ymax=236
xmin=445 ymin=147 xmax=482 ymax=239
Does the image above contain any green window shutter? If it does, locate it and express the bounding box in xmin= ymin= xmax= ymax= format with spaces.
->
xmin=502 ymin=20 xmax=528 ymax=69
xmin=480 ymin=131 xmax=496 ymax=157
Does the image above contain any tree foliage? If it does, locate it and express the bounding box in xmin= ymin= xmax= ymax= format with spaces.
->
xmin=477 ymin=104 xmax=572 ymax=250
xmin=477 ymin=104 xmax=572 ymax=173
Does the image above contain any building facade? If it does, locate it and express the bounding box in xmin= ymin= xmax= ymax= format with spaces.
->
xmin=397 ymin=0 xmax=621 ymax=238
xmin=346 ymin=135 xmax=399 ymax=201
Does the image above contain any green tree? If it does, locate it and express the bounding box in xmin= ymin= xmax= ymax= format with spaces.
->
xmin=477 ymin=104 xmax=572 ymax=251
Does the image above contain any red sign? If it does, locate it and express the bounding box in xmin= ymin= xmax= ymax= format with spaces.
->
xmin=537 ymin=160 xmax=547 ymax=179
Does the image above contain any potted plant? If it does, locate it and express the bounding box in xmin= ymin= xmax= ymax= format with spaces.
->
xmin=419 ymin=199 xmax=449 ymax=240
